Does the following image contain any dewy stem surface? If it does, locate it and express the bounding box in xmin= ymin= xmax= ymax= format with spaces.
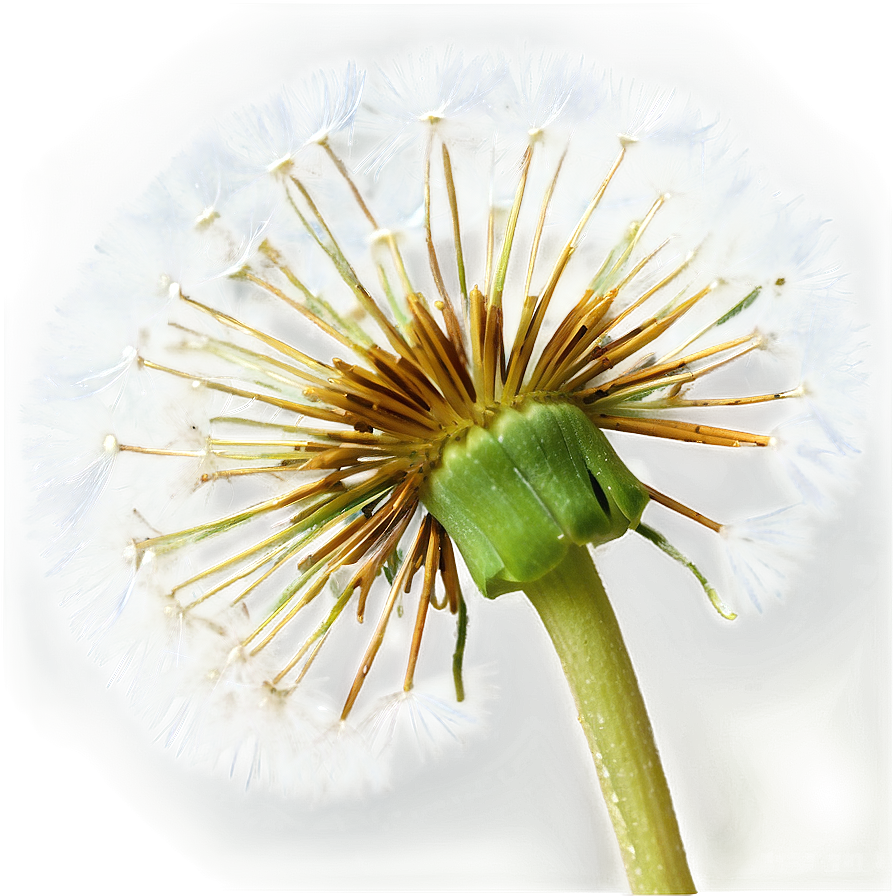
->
xmin=523 ymin=544 xmax=696 ymax=895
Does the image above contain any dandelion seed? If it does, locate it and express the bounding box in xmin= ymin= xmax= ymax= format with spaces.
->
xmin=363 ymin=683 xmax=483 ymax=761
xmin=720 ymin=507 xmax=808 ymax=610
xmin=32 ymin=48 xmax=865 ymax=893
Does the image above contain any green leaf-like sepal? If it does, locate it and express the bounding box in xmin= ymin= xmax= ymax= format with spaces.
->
xmin=421 ymin=401 xmax=648 ymax=597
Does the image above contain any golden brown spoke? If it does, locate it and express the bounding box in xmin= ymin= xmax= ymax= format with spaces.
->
xmin=213 ymin=420 xmax=409 ymax=449
xmin=434 ymin=298 xmax=466 ymax=366
xmin=481 ymin=301 xmax=505 ymax=404
xmin=308 ymin=374 xmax=437 ymax=431
xmin=184 ymin=530 xmax=310 ymax=612
xmin=599 ymin=250 xmax=696 ymax=335
xmin=536 ymin=143 xmax=628 ymax=308
xmin=643 ymin=484 xmax=723 ymax=532
xmin=584 ymin=336 xmax=764 ymax=406
xmin=611 ymin=238 xmax=672 ymax=300
xmin=358 ymin=284 xmax=411 ymax=355
xmin=305 ymin=385 xmax=439 ymax=440
xmin=380 ymin=231 xmax=416 ymax=303
xmin=211 ymin=418 xmax=405 ymax=454
xmin=346 ymin=502 xmax=418 ymax=621
xmin=403 ymin=515 xmax=441 ymax=691
xmin=141 ymin=357 xmax=341 ymax=419
xmin=304 ymin=449 xmax=408 ymax=487
xmin=601 ymin=193 xmax=668 ymax=287
xmin=646 ymin=387 xmax=803 ymax=408
xmin=508 ymin=208 xmax=648 ymax=392
xmin=422 ymin=132 xmax=455 ymax=320
xmin=375 ymin=259 xmax=409 ymax=331
xmin=582 ymin=332 xmax=760 ymax=401
xmin=508 ymin=280 xmax=616 ymax=392
xmin=524 ymin=146 xmax=567 ymax=301
xmin=340 ymin=562 xmax=384 ymax=624
xmin=562 ymin=281 xmax=718 ymax=391
xmin=171 ymin=494 xmax=345 ymax=601
xmin=526 ymin=290 xmax=616 ymax=391
xmin=316 ymin=389 xmax=433 ymax=445
xmin=288 ymin=530 xmax=404 ymax=684
xmin=247 ymin=518 xmax=371 ymax=655
xmin=200 ymin=464 xmax=304 ymax=481
xmin=173 ymin=326 xmax=330 ymax=392
xmin=271 ymin=399 xmax=362 ymax=429
xmin=297 ymin=469 xmax=416 ymax=573
xmin=367 ymin=233 xmax=411 ymax=306
xmin=406 ymin=296 xmax=476 ymax=411
xmin=287 ymin=459 xmax=407 ymax=508
xmin=333 ymin=480 xmax=419 ymax=585
xmin=299 ymin=445 xmax=398 ymax=472
xmin=274 ymin=588 xmax=355 ymax=686
xmin=469 ymin=285 xmax=487 ymax=402
xmin=436 ymin=524 xmax=462 ymax=615
xmin=284 ymin=174 xmax=348 ymax=257
xmin=504 ymin=303 xmax=545 ymax=397
xmin=172 ymin=521 xmax=305 ymax=595
xmin=543 ymin=316 xmax=641 ymax=391
xmin=253 ymin=480 xmax=419 ymax=660
xmin=208 ymin=437 xmax=377 ymax=453
xmin=482 ymin=133 xmax=498 ymax=295
xmin=145 ymin=461 xmax=386 ymax=550
xmin=360 ymin=291 xmax=422 ymax=372
xmin=208 ymin=449 xmax=309 ymax=467
xmin=410 ymin=301 xmax=476 ymax=401
xmin=656 ymin=286 xmax=762 ymax=364
xmin=591 ymin=413 xmax=771 ymax=447
xmin=117 ymin=444 xmax=205 ymax=458
xmin=178 ymin=295 xmax=333 ymax=376
xmin=253 ymin=515 xmax=410 ymax=685
xmin=441 ymin=143 xmax=468 ymax=310
xmin=284 ymin=504 xmax=409 ymax=684
xmin=310 ymin=458 xmax=399 ymax=491
xmin=364 ymin=347 xmax=460 ymax=427
xmin=484 ymin=204 xmax=496 ymax=300
xmin=242 ymin=490 xmax=392 ymax=624
xmin=135 ymin=472 xmax=338 ymax=554
xmin=331 ymin=357 xmax=442 ymax=424
xmin=259 ymin=240 xmax=312 ymax=288
xmin=403 ymin=579 xmax=432 ymax=692
xmin=171 ymin=496 xmax=336 ymax=609
xmin=286 ymin=175 xmax=415 ymax=361
xmin=341 ymin=511 xmax=431 ymax=719
xmin=209 ymin=416 xmax=343 ymax=439
xmin=308 ymin=427 xmax=409 ymax=446
xmin=243 ymin=556 xmax=331 ymax=655
xmin=240 ymin=270 xmax=360 ymax=355
xmin=333 ymin=356 xmax=432 ymax=415
xmin=490 ymin=144 xmax=534 ymax=309
xmin=333 ymin=352 xmax=432 ymax=414
xmin=321 ymin=138 xmax=379 ymax=229
xmin=259 ymin=240 xmax=372 ymax=346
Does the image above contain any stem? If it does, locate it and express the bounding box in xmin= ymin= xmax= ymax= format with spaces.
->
xmin=522 ymin=544 xmax=696 ymax=895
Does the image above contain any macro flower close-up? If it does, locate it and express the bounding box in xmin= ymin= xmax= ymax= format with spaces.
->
xmin=7 ymin=5 xmax=890 ymax=895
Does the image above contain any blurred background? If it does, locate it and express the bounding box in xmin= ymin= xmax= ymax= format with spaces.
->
xmin=3 ymin=2 xmax=891 ymax=893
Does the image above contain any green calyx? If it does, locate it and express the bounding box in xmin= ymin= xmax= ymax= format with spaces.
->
xmin=420 ymin=400 xmax=648 ymax=597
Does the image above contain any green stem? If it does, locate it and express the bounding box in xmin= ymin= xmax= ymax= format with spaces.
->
xmin=523 ymin=544 xmax=696 ymax=895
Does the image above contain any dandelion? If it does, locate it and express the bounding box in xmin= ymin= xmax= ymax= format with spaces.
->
xmin=32 ymin=50 xmax=866 ymax=894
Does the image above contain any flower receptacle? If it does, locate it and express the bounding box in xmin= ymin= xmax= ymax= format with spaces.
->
xmin=420 ymin=400 xmax=649 ymax=597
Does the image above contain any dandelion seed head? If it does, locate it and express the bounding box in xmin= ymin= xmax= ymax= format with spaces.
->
xmin=30 ymin=48 xmax=865 ymax=796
